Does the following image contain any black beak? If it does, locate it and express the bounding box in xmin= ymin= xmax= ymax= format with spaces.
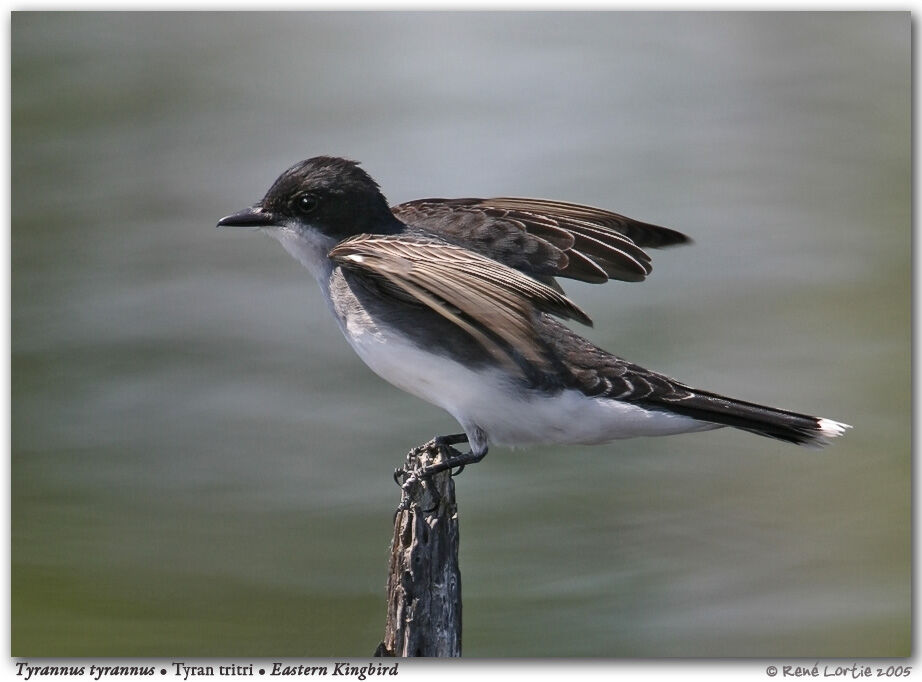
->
xmin=216 ymin=206 xmax=279 ymax=228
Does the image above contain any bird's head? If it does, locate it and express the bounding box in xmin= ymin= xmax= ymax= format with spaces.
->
xmin=217 ymin=156 xmax=402 ymax=241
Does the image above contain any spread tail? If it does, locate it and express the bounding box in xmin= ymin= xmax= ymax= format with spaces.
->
xmin=644 ymin=391 xmax=851 ymax=448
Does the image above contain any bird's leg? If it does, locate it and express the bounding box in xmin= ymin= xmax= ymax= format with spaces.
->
xmin=392 ymin=434 xmax=465 ymax=511
xmin=393 ymin=431 xmax=489 ymax=506
xmin=435 ymin=433 xmax=470 ymax=475
xmin=434 ymin=433 xmax=469 ymax=447
xmin=394 ymin=430 xmax=488 ymax=510
xmin=393 ymin=433 xmax=469 ymax=485
xmin=397 ymin=446 xmax=488 ymax=511
xmin=418 ymin=446 xmax=488 ymax=479
xmin=425 ymin=427 xmax=487 ymax=477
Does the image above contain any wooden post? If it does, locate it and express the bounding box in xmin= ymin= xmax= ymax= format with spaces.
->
xmin=374 ymin=440 xmax=462 ymax=657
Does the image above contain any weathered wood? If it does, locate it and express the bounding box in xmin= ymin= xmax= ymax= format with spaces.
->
xmin=375 ymin=440 xmax=462 ymax=657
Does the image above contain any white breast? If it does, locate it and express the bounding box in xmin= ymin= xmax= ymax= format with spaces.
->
xmin=354 ymin=331 xmax=720 ymax=446
xmin=329 ymin=280 xmax=717 ymax=448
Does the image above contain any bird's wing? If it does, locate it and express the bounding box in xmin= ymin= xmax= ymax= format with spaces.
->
xmin=329 ymin=233 xmax=592 ymax=371
xmin=535 ymin=315 xmax=697 ymax=400
xmin=391 ymin=197 xmax=690 ymax=285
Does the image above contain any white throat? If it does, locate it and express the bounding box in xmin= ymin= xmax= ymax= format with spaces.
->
xmin=266 ymin=224 xmax=338 ymax=288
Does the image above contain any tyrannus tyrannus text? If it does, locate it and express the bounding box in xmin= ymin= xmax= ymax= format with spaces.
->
xmin=217 ymin=156 xmax=849 ymax=477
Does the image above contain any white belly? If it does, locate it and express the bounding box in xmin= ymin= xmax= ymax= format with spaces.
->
xmin=342 ymin=322 xmax=717 ymax=448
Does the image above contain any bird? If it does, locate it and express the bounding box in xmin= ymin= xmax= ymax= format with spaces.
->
xmin=217 ymin=156 xmax=849 ymax=479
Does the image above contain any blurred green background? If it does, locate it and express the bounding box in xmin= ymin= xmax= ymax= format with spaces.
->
xmin=11 ymin=12 xmax=909 ymax=657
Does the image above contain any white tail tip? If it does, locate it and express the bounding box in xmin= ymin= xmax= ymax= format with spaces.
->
xmin=818 ymin=418 xmax=851 ymax=438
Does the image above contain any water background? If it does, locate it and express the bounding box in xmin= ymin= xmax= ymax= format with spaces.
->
xmin=11 ymin=12 xmax=910 ymax=656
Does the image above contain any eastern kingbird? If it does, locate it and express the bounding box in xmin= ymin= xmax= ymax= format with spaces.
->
xmin=217 ymin=156 xmax=849 ymax=477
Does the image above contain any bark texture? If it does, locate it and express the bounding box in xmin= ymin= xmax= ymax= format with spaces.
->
xmin=375 ymin=440 xmax=462 ymax=657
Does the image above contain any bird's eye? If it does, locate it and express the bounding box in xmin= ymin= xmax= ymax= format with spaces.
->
xmin=295 ymin=194 xmax=319 ymax=214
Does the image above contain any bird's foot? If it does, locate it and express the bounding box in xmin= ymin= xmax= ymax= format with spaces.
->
xmin=393 ymin=434 xmax=484 ymax=511
xmin=416 ymin=446 xmax=487 ymax=479
xmin=434 ymin=434 xmax=471 ymax=477
xmin=393 ymin=434 xmax=468 ymax=486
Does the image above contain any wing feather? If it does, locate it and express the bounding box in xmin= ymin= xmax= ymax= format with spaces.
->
xmin=391 ymin=197 xmax=689 ymax=285
xmin=329 ymin=234 xmax=592 ymax=370
xmin=486 ymin=197 xmax=690 ymax=249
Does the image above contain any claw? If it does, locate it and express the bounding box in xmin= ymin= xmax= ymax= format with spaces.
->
xmin=434 ymin=433 xmax=469 ymax=448
xmin=393 ymin=434 xmax=487 ymax=511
